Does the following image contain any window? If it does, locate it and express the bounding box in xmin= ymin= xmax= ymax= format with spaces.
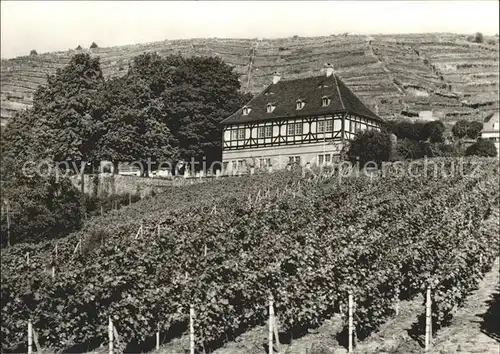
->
xmin=232 ymin=161 xmax=237 ymax=170
xmin=237 ymin=160 xmax=245 ymax=170
xmin=322 ymin=97 xmax=330 ymax=107
xmin=266 ymin=104 xmax=275 ymax=113
xmin=289 ymin=156 xmax=295 ymax=164
xmin=231 ymin=128 xmax=245 ymax=140
xmin=242 ymin=106 xmax=250 ymax=115
xmin=288 ymin=123 xmax=303 ymax=136
xmin=259 ymin=158 xmax=271 ymax=167
xmin=258 ymin=125 xmax=273 ymax=138
xmin=296 ymin=100 xmax=305 ymax=110
xmin=318 ymin=121 xmax=325 ymax=133
xmin=295 ymin=156 xmax=301 ymax=164
xmin=318 ymin=154 xmax=332 ymax=165
xmin=318 ymin=120 xmax=333 ymax=133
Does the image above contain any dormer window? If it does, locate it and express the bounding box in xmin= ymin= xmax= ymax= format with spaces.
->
xmin=266 ymin=103 xmax=276 ymax=113
xmin=322 ymin=96 xmax=331 ymax=107
xmin=296 ymin=100 xmax=305 ymax=110
xmin=242 ymin=106 xmax=251 ymax=116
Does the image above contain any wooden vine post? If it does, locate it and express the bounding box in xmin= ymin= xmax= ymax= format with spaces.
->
xmin=425 ymin=286 xmax=432 ymax=352
xmin=189 ymin=305 xmax=195 ymax=354
xmin=268 ymin=294 xmax=274 ymax=354
xmin=348 ymin=292 xmax=354 ymax=354
xmin=108 ymin=316 xmax=114 ymax=354
xmin=156 ymin=324 xmax=160 ymax=350
xmin=395 ymin=288 xmax=400 ymax=316
xmin=28 ymin=320 xmax=33 ymax=354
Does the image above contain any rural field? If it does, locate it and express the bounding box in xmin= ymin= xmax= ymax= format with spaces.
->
xmin=2 ymin=157 xmax=499 ymax=353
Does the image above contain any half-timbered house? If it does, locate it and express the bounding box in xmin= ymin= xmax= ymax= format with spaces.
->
xmin=221 ymin=65 xmax=383 ymax=172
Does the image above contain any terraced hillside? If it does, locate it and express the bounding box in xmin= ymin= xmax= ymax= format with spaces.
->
xmin=1 ymin=33 xmax=498 ymax=126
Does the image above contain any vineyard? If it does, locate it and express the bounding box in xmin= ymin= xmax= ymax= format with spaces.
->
xmin=2 ymin=33 xmax=499 ymax=125
xmin=1 ymin=157 xmax=499 ymax=353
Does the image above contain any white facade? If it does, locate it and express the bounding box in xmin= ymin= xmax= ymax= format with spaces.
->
xmin=222 ymin=113 xmax=381 ymax=173
xmin=481 ymin=112 xmax=500 ymax=155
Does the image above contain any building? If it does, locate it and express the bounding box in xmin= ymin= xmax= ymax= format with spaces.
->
xmin=220 ymin=65 xmax=383 ymax=173
xmin=481 ymin=111 xmax=500 ymax=155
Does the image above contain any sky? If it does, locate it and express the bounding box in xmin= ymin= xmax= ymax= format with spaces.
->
xmin=1 ymin=1 xmax=499 ymax=59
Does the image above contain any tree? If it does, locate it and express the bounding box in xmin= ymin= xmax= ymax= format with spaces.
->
xmin=452 ymin=120 xmax=470 ymax=139
xmin=0 ymin=109 xmax=42 ymax=181
xmin=90 ymin=42 xmax=99 ymax=49
xmin=95 ymin=71 xmax=178 ymax=175
xmin=348 ymin=130 xmax=392 ymax=167
xmin=32 ymin=53 xmax=105 ymax=165
xmin=466 ymin=121 xmax=483 ymax=139
xmin=30 ymin=49 xmax=37 ymax=56
xmin=465 ymin=140 xmax=497 ymax=157
xmin=159 ymin=55 xmax=251 ymax=168
xmin=423 ymin=121 xmax=445 ymax=143
xmin=475 ymin=32 xmax=484 ymax=43
xmin=76 ymin=45 xmax=82 ymax=50
xmin=1 ymin=173 xmax=85 ymax=246
xmin=385 ymin=120 xmax=427 ymax=141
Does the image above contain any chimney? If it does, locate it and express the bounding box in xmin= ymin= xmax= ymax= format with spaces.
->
xmin=272 ymin=72 xmax=281 ymax=84
xmin=325 ymin=63 xmax=334 ymax=77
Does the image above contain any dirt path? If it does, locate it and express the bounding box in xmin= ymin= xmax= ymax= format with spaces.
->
xmin=430 ymin=257 xmax=499 ymax=354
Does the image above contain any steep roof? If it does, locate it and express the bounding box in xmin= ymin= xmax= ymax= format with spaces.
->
xmin=221 ymin=74 xmax=383 ymax=125
xmin=484 ymin=111 xmax=499 ymax=123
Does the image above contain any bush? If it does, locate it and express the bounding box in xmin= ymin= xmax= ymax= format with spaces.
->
xmin=348 ymin=130 xmax=392 ymax=167
xmin=467 ymin=121 xmax=483 ymax=139
xmin=452 ymin=120 xmax=470 ymax=139
xmin=475 ymin=32 xmax=484 ymax=43
xmin=424 ymin=121 xmax=445 ymax=143
xmin=29 ymin=49 xmax=37 ymax=56
xmin=90 ymin=42 xmax=99 ymax=49
xmin=396 ymin=139 xmax=425 ymax=159
xmin=465 ymin=140 xmax=497 ymax=157
xmin=1 ymin=175 xmax=85 ymax=246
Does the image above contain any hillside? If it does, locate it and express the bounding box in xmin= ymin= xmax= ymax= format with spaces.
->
xmin=1 ymin=33 xmax=499 ymax=126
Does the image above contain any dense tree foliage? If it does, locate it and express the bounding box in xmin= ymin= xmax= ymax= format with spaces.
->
xmin=90 ymin=42 xmax=99 ymax=49
xmin=30 ymin=49 xmax=37 ymax=56
xmin=466 ymin=120 xmax=483 ymax=139
xmin=97 ymin=53 xmax=251 ymax=169
xmin=159 ymin=55 xmax=252 ymax=166
xmin=452 ymin=119 xmax=483 ymax=140
xmin=348 ymin=130 xmax=392 ymax=166
xmin=1 ymin=174 xmax=85 ymax=246
xmin=466 ymin=139 xmax=498 ymax=157
xmin=384 ymin=119 xmax=444 ymax=143
xmin=423 ymin=120 xmax=446 ymax=143
xmin=94 ymin=55 xmax=177 ymax=173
